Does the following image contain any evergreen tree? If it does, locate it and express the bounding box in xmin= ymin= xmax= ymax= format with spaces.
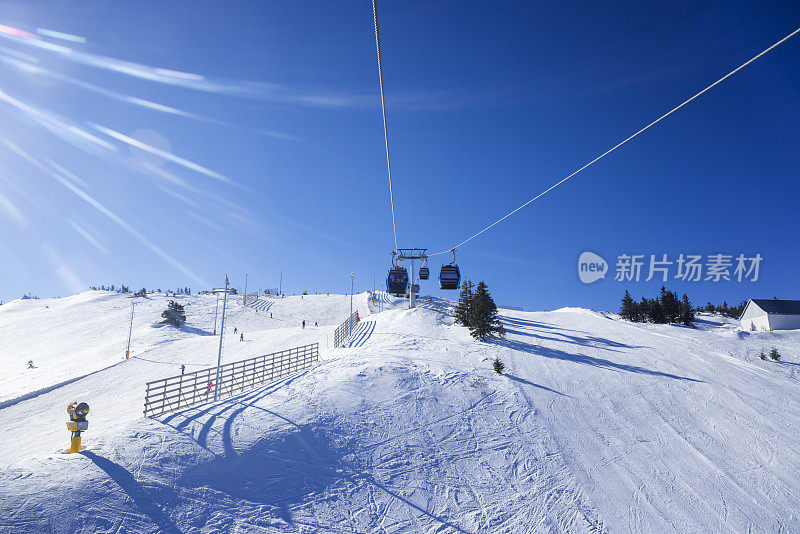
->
xmin=620 ymin=290 xmax=636 ymax=321
xmin=161 ymin=300 xmax=186 ymax=327
xmin=646 ymin=297 xmax=666 ymax=324
xmin=679 ymin=294 xmax=695 ymax=326
xmin=660 ymin=286 xmax=681 ymax=323
xmin=468 ymin=282 xmax=506 ymax=341
xmin=455 ymin=280 xmax=475 ymax=326
xmin=769 ymin=348 xmax=781 ymax=361
xmin=493 ymin=357 xmax=505 ymax=374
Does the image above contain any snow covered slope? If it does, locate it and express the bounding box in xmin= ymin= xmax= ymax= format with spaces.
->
xmin=1 ymin=292 xmax=799 ymax=532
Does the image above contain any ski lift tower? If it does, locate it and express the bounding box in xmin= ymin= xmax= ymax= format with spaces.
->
xmin=396 ymin=248 xmax=427 ymax=309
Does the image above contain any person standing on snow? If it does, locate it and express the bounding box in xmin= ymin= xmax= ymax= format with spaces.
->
xmin=302 ymin=320 xmax=305 ymax=329
xmin=181 ymin=364 xmax=185 ymax=375
xmin=240 ymin=332 xmax=244 ymax=342
xmin=234 ymin=327 xmax=238 ymax=334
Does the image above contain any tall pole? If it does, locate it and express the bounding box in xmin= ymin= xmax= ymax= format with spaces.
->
xmin=213 ymin=292 xmax=220 ymax=335
xmin=125 ymin=301 xmax=136 ymax=359
xmin=243 ymin=273 xmax=248 ymax=305
xmin=279 ymin=270 xmax=283 ymax=297
xmin=410 ymin=258 xmax=416 ymax=309
xmin=350 ymin=272 xmax=354 ymax=338
xmin=214 ymin=275 xmax=229 ymax=401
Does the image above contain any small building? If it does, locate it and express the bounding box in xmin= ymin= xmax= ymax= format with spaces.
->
xmin=201 ymin=288 xmax=238 ymax=295
xmin=740 ymin=299 xmax=800 ymax=331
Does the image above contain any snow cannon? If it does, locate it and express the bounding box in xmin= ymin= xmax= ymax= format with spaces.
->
xmin=66 ymin=401 xmax=90 ymax=454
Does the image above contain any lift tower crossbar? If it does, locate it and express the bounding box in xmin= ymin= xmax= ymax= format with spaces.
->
xmin=396 ymin=248 xmax=427 ymax=309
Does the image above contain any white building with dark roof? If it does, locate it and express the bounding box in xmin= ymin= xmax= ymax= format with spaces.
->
xmin=740 ymin=299 xmax=800 ymax=331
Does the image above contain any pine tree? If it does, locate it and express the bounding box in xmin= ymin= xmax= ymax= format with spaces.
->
xmin=468 ymin=282 xmax=506 ymax=341
xmin=660 ymin=286 xmax=681 ymax=323
xmin=620 ymin=290 xmax=635 ymax=321
xmin=679 ymin=294 xmax=695 ymax=326
xmin=493 ymin=357 xmax=505 ymax=374
xmin=161 ymin=300 xmax=186 ymax=327
xmin=455 ymin=280 xmax=475 ymax=326
xmin=769 ymin=348 xmax=781 ymax=361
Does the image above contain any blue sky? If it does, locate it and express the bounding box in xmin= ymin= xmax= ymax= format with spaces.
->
xmin=0 ymin=1 xmax=797 ymax=311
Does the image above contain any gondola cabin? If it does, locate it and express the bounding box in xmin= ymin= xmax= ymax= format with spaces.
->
xmin=419 ymin=266 xmax=430 ymax=280
xmin=387 ymin=267 xmax=409 ymax=295
xmin=439 ymin=264 xmax=461 ymax=290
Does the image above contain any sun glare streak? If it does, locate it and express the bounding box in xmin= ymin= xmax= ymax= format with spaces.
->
xmin=0 ymin=22 xmax=276 ymax=96
xmin=0 ymin=24 xmax=34 ymax=38
xmin=88 ymin=122 xmax=232 ymax=184
xmin=0 ymin=53 xmax=265 ymax=132
xmin=0 ymin=189 xmax=27 ymax=227
xmin=0 ymin=88 xmax=117 ymax=152
xmin=0 ymin=45 xmax=38 ymax=63
xmin=155 ymin=184 xmax=201 ymax=208
xmin=1 ymin=139 xmax=207 ymax=285
xmin=186 ymin=210 xmax=226 ymax=233
xmin=41 ymin=243 xmax=84 ymax=293
xmin=66 ymin=218 xmax=108 ymax=254
xmin=46 ymin=160 xmax=90 ymax=189
xmin=35 ymin=28 xmax=87 ymax=43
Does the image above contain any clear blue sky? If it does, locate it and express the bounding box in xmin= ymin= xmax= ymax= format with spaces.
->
xmin=0 ymin=1 xmax=797 ymax=311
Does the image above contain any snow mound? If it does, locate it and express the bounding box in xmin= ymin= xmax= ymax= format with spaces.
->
xmin=1 ymin=291 xmax=799 ymax=532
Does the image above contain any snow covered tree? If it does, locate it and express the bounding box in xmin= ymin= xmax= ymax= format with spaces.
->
xmin=134 ymin=287 xmax=147 ymax=297
xmin=455 ymin=280 xmax=475 ymax=326
xmin=468 ymin=282 xmax=506 ymax=341
xmin=769 ymin=348 xmax=781 ymax=361
xmin=680 ymin=294 xmax=695 ymax=326
xmin=161 ymin=300 xmax=186 ymax=327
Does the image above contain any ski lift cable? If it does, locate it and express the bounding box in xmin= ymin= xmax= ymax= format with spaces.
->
xmin=429 ymin=25 xmax=800 ymax=256
xmin=373 ymin=0 xmax=398 ymax=252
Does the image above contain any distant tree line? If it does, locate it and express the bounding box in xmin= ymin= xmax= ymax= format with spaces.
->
xmin=455 ymin=280 xmax=506 ymax=340
xmin=697 ymin=301 xmax=747 ymax=319
xmin=89 ymin=285 xmax=191 ymax=295
xmin=620 ymin=287 xmax=695 ymax=326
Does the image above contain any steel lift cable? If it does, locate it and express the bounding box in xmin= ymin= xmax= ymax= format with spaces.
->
xmin=429 ymin=25 xmax=800 ymax=256
xmin=372 ymin=0 xmax=398 ymax=252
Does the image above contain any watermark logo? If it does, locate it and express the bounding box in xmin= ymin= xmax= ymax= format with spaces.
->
xmin=578 ymin=252 xmax=763 ymax=284
xmin=578 ymin=251 xmax=608 ymax=284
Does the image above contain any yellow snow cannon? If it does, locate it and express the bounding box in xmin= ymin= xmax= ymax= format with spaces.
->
xmin=66 ymin=401 xmax=90 ymax=453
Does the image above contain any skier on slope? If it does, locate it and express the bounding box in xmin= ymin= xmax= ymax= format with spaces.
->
xmin=302 ymin=320 xmax=305 ymax=329
xmin=240 ymin=332 xmax=244 ymax=342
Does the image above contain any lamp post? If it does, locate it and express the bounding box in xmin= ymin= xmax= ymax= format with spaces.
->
xmin=125 ymin=301 xmax=136 ymax=359
xmin=350 ymin=272 xmax=354 ymax=337
xmin=214 ymin=275 xmax=229 ymax=401
xmin=213 ymin=292 xmax=219 ymax=335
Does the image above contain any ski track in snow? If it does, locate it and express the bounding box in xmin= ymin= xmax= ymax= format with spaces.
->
xmin=1 ymin=292 xmax=799 ymax=532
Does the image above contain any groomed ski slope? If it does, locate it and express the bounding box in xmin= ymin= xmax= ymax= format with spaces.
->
xmin=1 ymin=291 xmax=799 ymax=532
